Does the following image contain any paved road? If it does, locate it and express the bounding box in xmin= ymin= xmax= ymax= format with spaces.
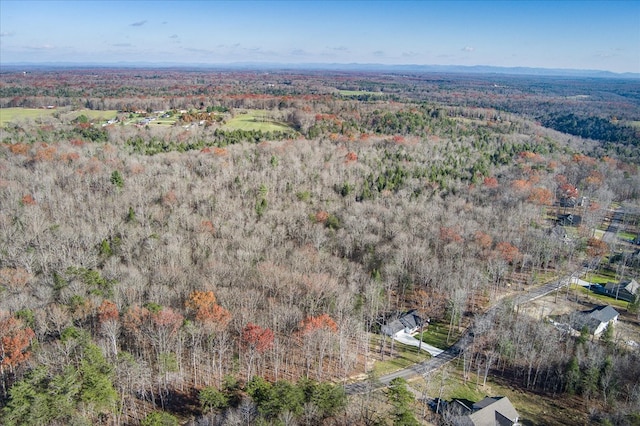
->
xmin=602 ymin=207 xmax=624 ymax=244
xmin=345 ymin=272 xmax=578 ymax=395
xmin=511 ymin=275 xmax=574 ymax=305
xmin=344 ymin=343 xmax=462 ymax=395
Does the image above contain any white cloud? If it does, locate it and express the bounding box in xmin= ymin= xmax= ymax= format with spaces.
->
xmin=183 ymin=47 xmax=215 ymax=55
xmin=462 ymin=46 xmax=475 ymax=52
xmin=24 ymin=44 xmax=55 ymax=50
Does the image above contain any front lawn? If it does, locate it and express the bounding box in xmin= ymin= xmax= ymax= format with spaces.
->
xmin=417 ymin=321 xmax=457 ymax=348
xmin=585 ymin=270 xmax=616 ymax=285
xmin=570 ymin=284 xmax=631 ymax=311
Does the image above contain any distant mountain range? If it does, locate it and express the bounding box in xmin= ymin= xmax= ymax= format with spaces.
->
xmin=2 ymin=61 xmax=639 ymax=79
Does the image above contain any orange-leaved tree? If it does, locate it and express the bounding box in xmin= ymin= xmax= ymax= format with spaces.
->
xmin=1 ymin=313 xmax=36 ymax=394
xmin=300 ymin=314 xmax=338 ymax=335
xmin=528 ymin=187 xmax=553 ymax=206
xmin=495 ymin=241 xmax=521 ymax=265
xmin=185 ymin=290 xmax=231 ymax=332
xmin=0 ymin=315 xmax=35 ymax=371
xmin=97 ymin=300 xmax=120 ymax=358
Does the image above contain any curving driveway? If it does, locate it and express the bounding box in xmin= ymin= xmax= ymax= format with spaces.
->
xmin=393 ymin=331 xmax=444 ymax=356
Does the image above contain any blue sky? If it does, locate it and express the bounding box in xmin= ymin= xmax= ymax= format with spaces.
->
xmin=1 ymin=1 xmax=638 ymax=73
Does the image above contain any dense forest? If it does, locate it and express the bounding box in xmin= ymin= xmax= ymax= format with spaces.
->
xmin=1 ymin=68 xmax=639 ymax=425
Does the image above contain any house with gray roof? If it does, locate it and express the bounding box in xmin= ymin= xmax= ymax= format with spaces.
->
xmin=558 ymin=213 xmax=582 ymax=227
xmin=570 ymin=305 xmax=619 ymax=336
xmin=603 ymin=279 xmax=639 ymax=302
xmin=381 ymin=310 xmax=424 ymax=337
xmin=451 ymin=396 xmax=520 ymax=426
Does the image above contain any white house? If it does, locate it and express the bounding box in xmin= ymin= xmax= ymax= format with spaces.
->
xmin=572 ymin=305 xmax=619 ymax=336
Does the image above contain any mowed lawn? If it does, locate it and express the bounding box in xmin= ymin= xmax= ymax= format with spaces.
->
xmin=222 ymin=110 xmax=292 ymax=132
xmin=0 ymin=108 xmax=118 ymax=127
xmin=0 ymin=108 xmax=57 ymax=127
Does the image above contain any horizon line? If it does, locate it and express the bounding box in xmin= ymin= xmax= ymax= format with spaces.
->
xmin=2 ymin=61 xmax=638 ymax=79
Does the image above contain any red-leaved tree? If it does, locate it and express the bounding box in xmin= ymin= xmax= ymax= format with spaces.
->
xmin=241 ymin=323 xmax=274 ymax=380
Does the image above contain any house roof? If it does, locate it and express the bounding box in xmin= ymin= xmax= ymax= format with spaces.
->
xmin=570 ymin=305 xmax=619 ymax=335
xmin=473 ymin=397 xmax=500 ymax=410
xmin=381 ymin=310 xmax=423 ymax=336
xmin=587 ymin=305 xmax=619 ymax=323
xmin=558 ymin=214 xmax=582 ymax=226
xmin=603 ymin=279 xmax=638 ymax=302
xmin=605 ymin=279 xmax=639 ymax=295
xmin=623 ymin=279 xmax=639 ymax=295
xmin=467 ymin=397 xmax=519 ymax=426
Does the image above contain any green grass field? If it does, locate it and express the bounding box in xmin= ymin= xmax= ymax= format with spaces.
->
xmin=0 ymin=108 xmax=57 ymax=127
xmin=617 ymin=230 xmax=637 ymax=241
xmin=369 ymin=334 xmax=431 ymax=377
xmin=68 ymin=110 xmax=118 ymax=121
xmin=152 ymin=118 xmax=178 ymax=126
xmin=0 ymin=108 xmax=118 ymax=127
xmin=418 ymin=321 xmax=460 ymax=348
xmin=338 ymin=89 xmax=384 ymax=97
xmin=585 ymin=270 xmax=616 ymax=284
xmin=571 ymin=284 xmax=630 ymax=310
xmin=222 ymin=110 xmax=292 ymax=132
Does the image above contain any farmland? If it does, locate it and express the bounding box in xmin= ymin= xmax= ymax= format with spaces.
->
xmin=222 ymin=109 xmax=293 ymax=132
xmin=0 ymin=107 xmax=119 ymax=127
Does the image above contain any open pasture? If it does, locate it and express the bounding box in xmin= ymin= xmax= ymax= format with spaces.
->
xmin=222 ymin=110 xmax=293 ymax=132
xmin=0 ymin=108 xmax=58 ymax=127
xmin=0 ymin=108 xmax=118 ymax=127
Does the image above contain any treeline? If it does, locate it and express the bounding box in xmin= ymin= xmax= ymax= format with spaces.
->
xmin=126 ymin=129 xmax=297 ymax=155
